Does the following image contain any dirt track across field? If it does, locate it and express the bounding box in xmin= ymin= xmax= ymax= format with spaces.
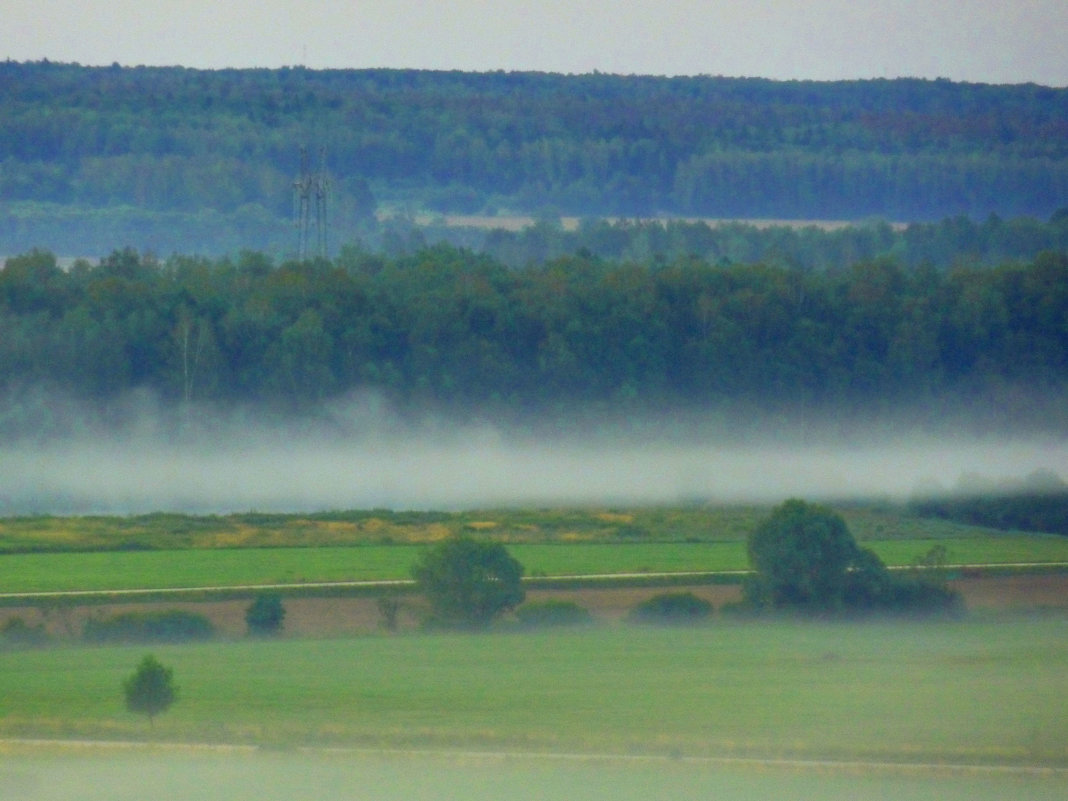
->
xmin=4 ymin=573 xmax=1066 ymax=639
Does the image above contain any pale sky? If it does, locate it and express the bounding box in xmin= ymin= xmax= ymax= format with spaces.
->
xmin=4 ymin=0 xmax=1068 ymax=86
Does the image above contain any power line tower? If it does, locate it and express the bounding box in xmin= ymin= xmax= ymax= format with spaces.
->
xmin=294 ymin=146 xmax=329 ymax=260
xmin=294 ymin=146 xmax=313 ymax=260
xmin=314 ymin=146 xmax=329 ymax=259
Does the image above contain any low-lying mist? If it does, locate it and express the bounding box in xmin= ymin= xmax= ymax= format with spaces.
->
xmin=1 ymin=393 xmax=1065 ymax=515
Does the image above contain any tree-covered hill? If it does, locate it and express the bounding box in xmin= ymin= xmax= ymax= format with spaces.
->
xmin=2 ymin=61 xmax=1067 ymax=256
xmin=2 ymin=245 xmax=1066 ymax=439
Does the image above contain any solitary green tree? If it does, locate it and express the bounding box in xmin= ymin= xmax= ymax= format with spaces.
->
xmin=245 ymin=593 xmax=286 ymax=636
xmin=411 ymin=537 xmax=525 ymax=629
xmin=123 ymin=654 xmax=177 ymax=727
xmin=743 ymin=498 xmax=961 ymax=615
xmin=744 ymin=499 xmax=860 ymax=611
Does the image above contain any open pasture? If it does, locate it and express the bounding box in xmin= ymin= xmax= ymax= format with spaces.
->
xmin=1 ymin=619 xmax=1065 ymax=767
xmin=2 ymin=535 xmax=1067 ymax=596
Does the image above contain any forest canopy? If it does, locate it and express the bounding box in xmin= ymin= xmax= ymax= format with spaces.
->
xmin=3 ymin=63 xmax=1066 ymax=443
xmin=2 ymin=61 xmax=1068 ymax=256
xmin=2 ymin=244 xmax=1066 ymax=440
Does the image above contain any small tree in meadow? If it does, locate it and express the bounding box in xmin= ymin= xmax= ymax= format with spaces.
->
xmin=123 ymin=654 xmax=177 ymax=728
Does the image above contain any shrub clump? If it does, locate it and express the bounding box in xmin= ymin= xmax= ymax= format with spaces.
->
xmin=515 ymin=600 xmax=593 ymax=628
xmin=83 ymin=609 xmax=215 ymax=644
xmin=629 ymin=592 xmax=713 ymax=624
xmin=743 ymin=499 xmax=962 ymax=617
xmin=0 ymin=616 xmax=49 ymax=648
xmin=245 ymin=593 xmax=286 ymax=636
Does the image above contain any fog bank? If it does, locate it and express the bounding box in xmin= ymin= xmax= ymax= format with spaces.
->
xmin=1 ymin=408 xmax=1064 ymax=514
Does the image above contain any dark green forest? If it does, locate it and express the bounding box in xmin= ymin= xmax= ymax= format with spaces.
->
xmin=2 ymin=244 xmax=1066 ymax=440
xmin=2 ymin=62 xmax=1067 ymax=443
xmin=2 ymin=61 xmax=1068 ymax=256
xmin=910 ymin=469 xmax=1068 ymax=535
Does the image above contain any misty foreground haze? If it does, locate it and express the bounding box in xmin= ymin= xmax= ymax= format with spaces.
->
xmin=1 ymin=392 xmax=1064 ymax=515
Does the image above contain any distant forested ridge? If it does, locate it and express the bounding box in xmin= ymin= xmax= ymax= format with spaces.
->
xmin=2 ymin=245 xmax=1066 ymax=438
xmin=2 ymin=61 xmax=1068 ymax=256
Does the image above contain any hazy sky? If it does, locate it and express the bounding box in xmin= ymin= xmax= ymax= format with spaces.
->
xmin=5 ymin=0 xmax=1067 ymax=85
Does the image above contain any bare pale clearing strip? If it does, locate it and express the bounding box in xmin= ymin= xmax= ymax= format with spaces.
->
xmin=390 ymin=212 xmax=905 ymax=232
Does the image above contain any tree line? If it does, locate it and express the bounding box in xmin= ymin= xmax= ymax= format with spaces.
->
xmin=2 ymin=61 xmax=1067 ymax=256
xmin=2 ymin=245 xmax=1066 ymax=439
xmin=470 ymin=211 xmax=1068 ymax=271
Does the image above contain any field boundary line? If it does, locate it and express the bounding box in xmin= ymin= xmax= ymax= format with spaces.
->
xmin=308 ymin=746 xmax=1068 ymax=777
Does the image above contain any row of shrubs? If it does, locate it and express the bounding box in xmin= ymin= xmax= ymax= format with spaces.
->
xmin=82 ymin=610 xmax=216 ymax=643
xmin=0 ymin=609 xmax=219 ymax=648
xmin=518 ymin=593 xmax=714 ymax=628
xmin=0 ymin=591 xmax=711 ymax=649
xmin=516 ymin=584 xmax=962 ymax=629
xmin=0 ymin=583 xmax=962 ymax=649
xmin=1 ymin=594 xmax=285 ymax=649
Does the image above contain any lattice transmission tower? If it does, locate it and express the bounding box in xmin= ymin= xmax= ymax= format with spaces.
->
xmin=294 ymin=146 xmax=329 ymax=260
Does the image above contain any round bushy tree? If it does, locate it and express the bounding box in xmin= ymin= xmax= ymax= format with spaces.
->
xmin=245 ymin=593 xmax=286 ymax=636
xmin=744 ymin=499 xmax=862 ymax=612
xmin=411 ymin=537 xmax=525 ymax=629
xmin=744 ymin=499 xmax=963 ymax=616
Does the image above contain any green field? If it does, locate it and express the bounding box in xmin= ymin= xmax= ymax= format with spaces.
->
xmin=2 ymin=619 xmax=1065 ymax=766
xmin=2 ymin=534 xmax=1067 ymax=595
xmin=3 ymin=510 xmax=1066 ymax=801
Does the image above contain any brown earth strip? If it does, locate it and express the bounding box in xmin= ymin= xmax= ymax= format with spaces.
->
xmin=3 ymin=573 xmax=1066 ymax=639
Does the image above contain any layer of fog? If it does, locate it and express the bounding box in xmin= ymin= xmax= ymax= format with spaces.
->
xmin=8 ymin=748 xmax=1031 ymax=801
xmin=1 ymin=394 xmax=1065 ymax=515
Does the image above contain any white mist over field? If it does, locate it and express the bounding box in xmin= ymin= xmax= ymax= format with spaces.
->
xmin=7 ymin=749 xmax=1049 ymax=801
xmin=0 ymin=396 xmax=1064 ymax=514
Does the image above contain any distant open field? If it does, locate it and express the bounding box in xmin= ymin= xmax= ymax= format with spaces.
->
xmin=0 ymin=505 xmax=1038 ymax=552
xmin=1 ymin=503 xmax=1065 ymax=603
xmin=1 ymin=536 xmax=1066 ymax=597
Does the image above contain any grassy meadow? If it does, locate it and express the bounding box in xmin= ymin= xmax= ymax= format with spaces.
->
xmin=1 ymin=536 xmax=1067 ymax=595
xmin=2 ymin=504 xmax=1066 ymax=799
xmin=1 ymin=504 xmax=1067 ymax=596
xmin=1 ymin=619 xmax=1066 ymax=766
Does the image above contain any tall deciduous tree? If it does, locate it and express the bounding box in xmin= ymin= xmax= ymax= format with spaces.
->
xmin=743 ymin=498 xmax=961 ymax=615
xmin=744 ymin=498 xmax=864 ymax=612
xmin=411 ymin=538 xmax=525 ymax=629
